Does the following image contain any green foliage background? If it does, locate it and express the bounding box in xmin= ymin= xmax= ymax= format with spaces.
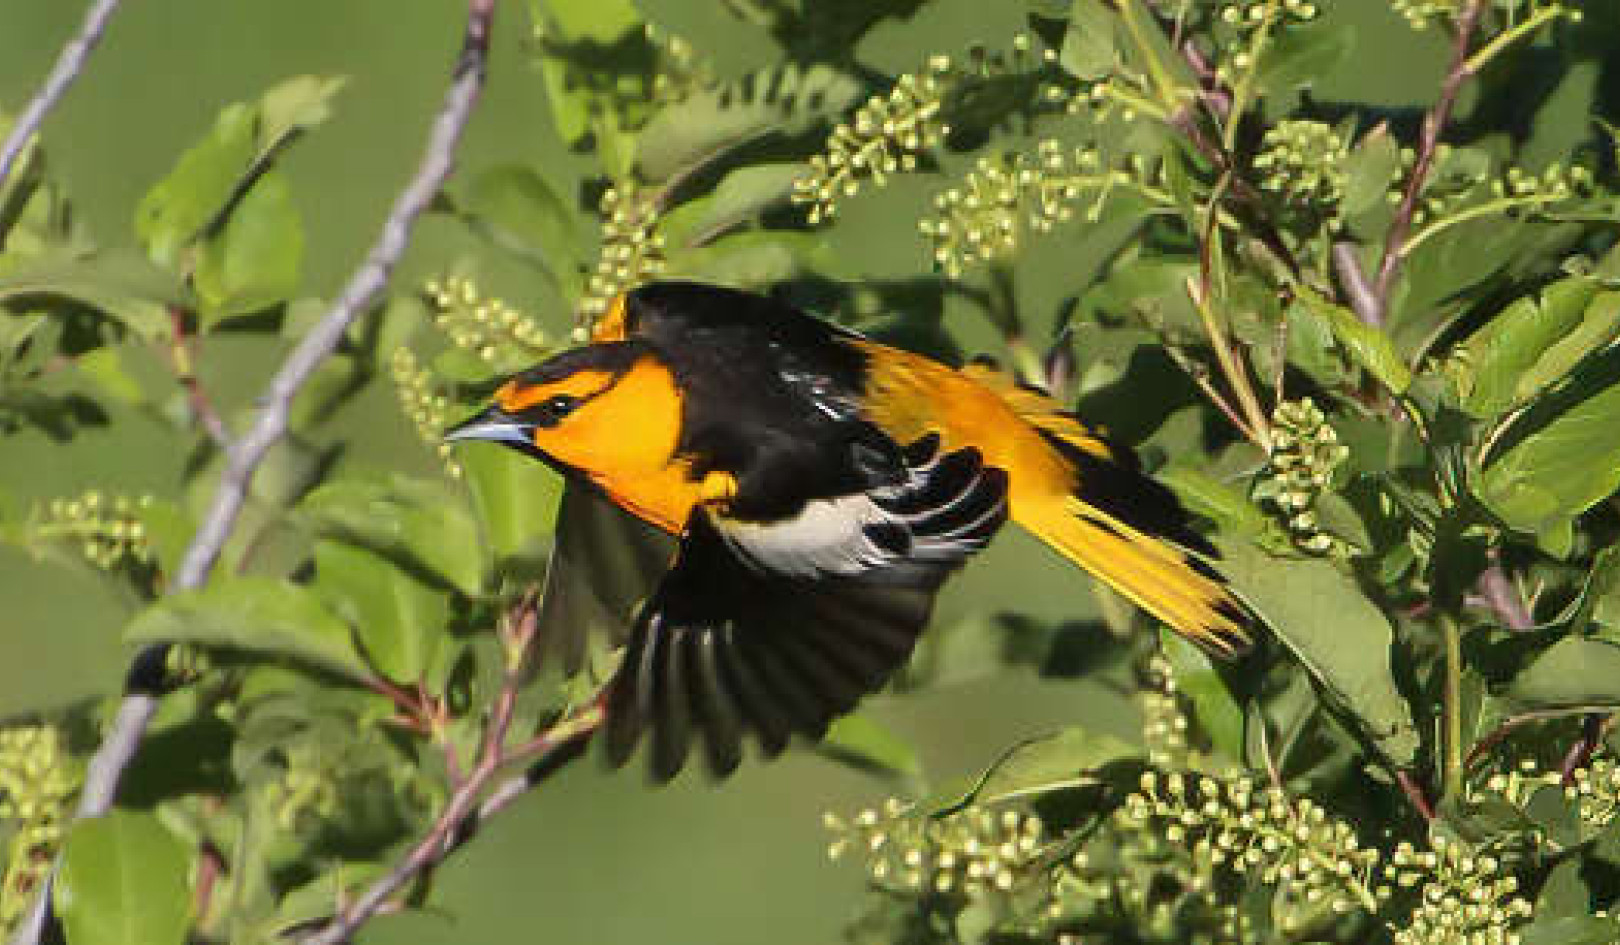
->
xmin=0 ymin=3 xmax=1142 ymax=943
xmin=3 ymin=0 xmax=1620 ymax=943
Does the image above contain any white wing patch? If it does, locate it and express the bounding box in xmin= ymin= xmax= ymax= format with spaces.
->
xmin=716 ymin=493 xmax=897 ymax=577
xmin=712 ymin=435 xmax=1008 ymax=581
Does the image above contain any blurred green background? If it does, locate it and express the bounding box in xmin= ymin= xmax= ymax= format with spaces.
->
xmin=0 ymin=3 xmax=1145 ymax=942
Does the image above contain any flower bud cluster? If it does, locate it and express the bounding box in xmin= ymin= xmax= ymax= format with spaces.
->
xmin=1390 ymin=0 xmax=1465 ymax=28
xmin=1393 ymin=0 xmax=1580 ymax=31
xmin=1255 ymin=120 xmax=1348 ymax=228
xmin=578 ymin=184 xmax=665 ymax=331
xmin=1219 ymin=0 xmax=1320 ymax=28
xmin=796 ymin=35 xmax=1067 ymax=227
xmin=1140 ymin=654 xmax=1191 ymax=768
xmin=1122 ymin=771 xmax=1383 ymax=933
xmin=646 ymin=25 xmax=710 ymax=104
xmin=794 ymin=60 xmax=952 ymax=226
xmin=424 ymin=275 xmax=549 ymax=372
xmin=1048 ymin=829 xmax=1245 ymax=942
xmin=390 ymin=347 xmax=461 ymax=479
xmin=1483 ymin=753 xmax=1620 ymax=835
xmin=921 ymin=142 xmax=1167 ymax=277
xmin=1564 ymin=756 xmax=1620 ymax=829
xmin=29 ymin=490 xmax=154 ymax=570
xmin=1385 ymin=836 xmax=1532 ymax=945
xmin=0 ymin=726 xmax=79 ymax=933
xmin=264 ymin=763 xmax=340 ymax=833
xmin=1257 ymin=398 xmax=1349 ymax=555
xmin=826 ymin=797 xmax=1047 ymax=902
xmin=1214 ymin=0 xmax=1322 ymax=83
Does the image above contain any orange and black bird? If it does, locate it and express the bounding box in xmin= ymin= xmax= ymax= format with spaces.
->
xmin=447 ymin=281 xmax=1258 ymax=780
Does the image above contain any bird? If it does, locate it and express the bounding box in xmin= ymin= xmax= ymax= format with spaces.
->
xmin=446 ymin=281 xmax=1258 ymax=780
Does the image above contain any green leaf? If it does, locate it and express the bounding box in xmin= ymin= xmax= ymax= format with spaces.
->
xmin=1516 ymin=290 xmax=1620 ymax=404
xmin=462 ymin=163 xmax=583 ymax=291
xmin=533 ymin=0 xmax=641 ymax=44
xmin=1289 ymin=289 xmax=1411 ymax=394
xmin=635 ymin=64 xmax=863 ymax=184
xmin=57 ymin=811 xmax=192 ymax=945
xmin=1477 ymin=347 xmax=1620 ymax=545
xmin=818 ymin=713 xmax=923 ymax=784
xmin=659 ymin=163 xmax=805 ymax=249
xmin=1214 ymin=538 xmax=1420 ymax=766
xmin=666 ymin=230 xmax=829 ymax=288
xmin=135 ymin=497 xmax=195 ymax=579
xmin=1520 ymin=918 xmax=1620 ymax=945
xmin=1506 ymin=636 xmax=1620 ymax=712
xmin=75 ymin=348 xmax=145 ymax=405
xmin=257 ymin=75 xmax=347 ymax=151
xmin=193 ymin=170 xmax=304 ymax=325
xmin=929 ymin=726 xmax=1138 ymax=815
xmin=1255 ymin=21 xmax=1355 ymax=94
xmin=1059 ymin=0 xmax=1120 ymax=80
xmin=299 ymin=474 xmax=484 ymax=596
xmin=314 ymin=540 xmax=450 ymax=683
xmin=1161 ymin=630 xmax=1245 ymax=760
xmin=459 ymin=442 xmax=565 ymax=575
xmin=122 ymin=576 xmax=370 ymax=679
xmin=1157 ymin=465 xmax=1266 ymax=535
xmin=0 ymin=248 xmax=185 ymax=340
xmin=135 ymin=102 xmax=258 ymax=265
xmin=1341 ymin=125 xmax=1401 ymax=218
xmin=1455 ymin=278 xmax=1601 ymax=419
xmin=1589 ymin=547 xmax=1620 ymax=631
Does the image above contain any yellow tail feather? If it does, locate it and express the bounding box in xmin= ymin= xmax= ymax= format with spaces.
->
xmin=1017 ymin=496 xmax=1255 ymax=658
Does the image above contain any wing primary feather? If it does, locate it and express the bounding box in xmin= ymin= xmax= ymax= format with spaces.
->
xmin=650 ymin=626 xmax=695 ymax=781
xmin=689 ymin=631 xmax=746 ymax=777
xmin=605 ymin=616 xmax=663 ymax=767
xmin=798 ymin=597 xmax=910 ymax=689
xmin=714 ymin=629 xmax=794 ymax=756
xmin=736 ymin=634 xmax=838 ymax=739
xmin=767 ymin=621 xmax=867 ymax=713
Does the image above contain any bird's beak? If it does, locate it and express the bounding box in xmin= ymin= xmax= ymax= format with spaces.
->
xmin=444 ymin=405 xmax=532 ymax=446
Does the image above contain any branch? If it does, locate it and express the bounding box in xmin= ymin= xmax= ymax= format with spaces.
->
xmin=0 ymin=0 xmax=124 ymax=188
xmin=1369 ymin=2 xmax=1486 ymax=321
xmin=298 ymin=597 xmax=607 ymax=945
xmin=296 ymin=705 xmax=603 ymax=945
xmin=1331 ymin=242 xmax=1381 ymax=327
xmin=166 ymin=306 xmax=232 ymax=448
xmin=8 ymin=4 xmax=499 ymax=943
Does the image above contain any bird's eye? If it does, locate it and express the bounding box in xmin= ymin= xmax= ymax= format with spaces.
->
xmin=533 ymin=393 xmax=581 ymax=426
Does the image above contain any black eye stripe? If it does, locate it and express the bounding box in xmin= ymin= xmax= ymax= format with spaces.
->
xmin=523 ymin=391 xmax=589 ymax=428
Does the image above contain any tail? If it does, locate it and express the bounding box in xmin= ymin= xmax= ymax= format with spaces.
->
xmin=959 ymin=367 xmax=1257 ymax=657
xmin=1019 ymin=490 xmax=1256 ymax=658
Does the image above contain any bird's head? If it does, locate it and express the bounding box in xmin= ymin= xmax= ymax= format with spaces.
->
xmin=445 ymin=340 xmax=683 ymax=477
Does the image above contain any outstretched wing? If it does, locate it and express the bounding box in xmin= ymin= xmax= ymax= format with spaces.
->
xmin=604 ymin=435 xmax=1009 ymax=780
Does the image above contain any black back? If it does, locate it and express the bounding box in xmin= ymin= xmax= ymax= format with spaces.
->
xmin=621 ymin=283 xmax=893 ymax=522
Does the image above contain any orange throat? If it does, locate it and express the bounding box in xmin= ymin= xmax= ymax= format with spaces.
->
xmin=584 ymin=460 xmax=705 ymax=535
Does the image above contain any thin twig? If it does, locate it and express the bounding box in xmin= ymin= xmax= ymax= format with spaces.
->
xmin=1477 ymin=558 xmax=1533 ymax=632
xmin=1330 ymin=242 xmax=1381 ymax=328
xmin=166 ymin=306 xmax=231 ymax=448
xmin=1370 ymin=1 xmax=1486 ymax=320
xmin=299 ymin=686 xmax=606 ymax=942
xmin=0 ymin=0 xmax=124 ymax=187
xmin=7 ymin=6 xmax=498 ymax=944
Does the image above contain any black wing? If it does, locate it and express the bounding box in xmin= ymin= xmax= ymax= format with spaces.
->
xmin=604 ymin=435 xmax=1009 ymax=780
xmin=534 ymin=485 xmax=676 ymax=675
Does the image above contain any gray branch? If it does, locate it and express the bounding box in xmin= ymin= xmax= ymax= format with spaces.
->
xmin=8 ymin=2 xmax=497 ymax=943
xmin=0 ymin=0 xmax=123 ymax=187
